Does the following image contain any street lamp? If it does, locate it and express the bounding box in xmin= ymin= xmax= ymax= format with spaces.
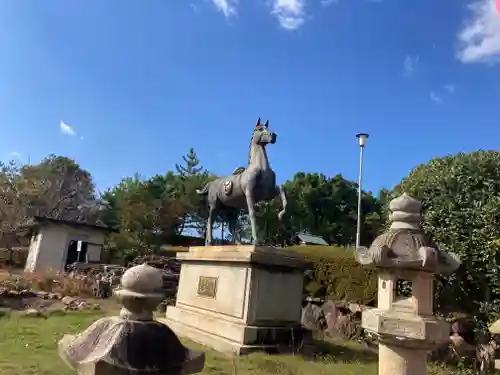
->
xmin=355 ymin=133 xmax=369 ymax=250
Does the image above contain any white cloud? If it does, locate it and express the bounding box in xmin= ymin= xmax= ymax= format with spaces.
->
xmin=212 ymin=0 xmax=237 ymax=18
xmin=443 ymin=84 xmax=456 ymax=93
xmin=404 ymin=55 xmax=419 ymax=76
xmin=10 ymin=151 xmax=21 ymax=158
xmin=430 ymin=91 xmax=442 ymax=104
xmin=457 ymin=0 xmax=500 ymax=64
xmin=60 ymin=120 xmax=76 ymax=136
xmin=271 ymin=0 xmax=306 ymax=30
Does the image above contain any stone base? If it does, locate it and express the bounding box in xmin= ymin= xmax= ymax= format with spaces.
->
xmin=163 ymin=245 xmax=307 ymax=355
xmin=362 ymin=308 xmax=450 ymax=347
xmin=161 ymin=305 xmax=305 ymax=355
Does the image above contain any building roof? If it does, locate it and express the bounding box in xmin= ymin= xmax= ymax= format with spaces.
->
xmin=27 ymin=216 xmax=117 ymax=233
xmin=297 ymin=233 xmax=329 ymax=246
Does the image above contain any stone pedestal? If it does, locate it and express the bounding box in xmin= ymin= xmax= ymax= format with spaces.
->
xmin=362 ymin=282 xmax=450 ymax=375
xmin=161 ymin=245 xmax=306 ymax=355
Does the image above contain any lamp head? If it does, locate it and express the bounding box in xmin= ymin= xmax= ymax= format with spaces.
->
xmin=356 ymin=133 xmax=369 ymax=147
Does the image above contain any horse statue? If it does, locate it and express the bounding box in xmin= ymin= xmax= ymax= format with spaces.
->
xmin=196 ymin=117 xmax=287 ymax=245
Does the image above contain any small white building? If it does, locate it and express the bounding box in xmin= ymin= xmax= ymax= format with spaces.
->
xmin=24 ymin=216 xmax=114 ymax=273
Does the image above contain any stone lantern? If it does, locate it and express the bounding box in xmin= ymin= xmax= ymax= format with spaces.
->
xmin=58 ymin=263 xmax=205 ymax=375
xmin=356 ymin=193 xmax=461 ymax=375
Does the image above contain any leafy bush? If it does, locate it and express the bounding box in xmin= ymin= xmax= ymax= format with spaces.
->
xmin=289 ymin=245 xmax=377 ymax=304
xmin=392 ymin=150 xmax=500 ymax=314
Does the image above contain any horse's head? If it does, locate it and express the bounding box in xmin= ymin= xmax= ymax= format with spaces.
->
xmin=252 ymin=118 xmax=277 ymax=146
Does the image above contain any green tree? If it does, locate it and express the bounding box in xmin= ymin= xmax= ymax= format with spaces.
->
xmin=0 ymin=156 xmax=99 ymax=265
xmin=254 ymin=172 xmax=382 ymax=247
xmin=392 ymin=150 xmax=500 ymax=314
xmin=0 ymin=161 xmax=29 ymax=265
xmin=175 ymin=148 xmax=204 ymax=177
xmin=100 ymin=172 xmax=189 ymax=262
xmin=20 ymin=155 xmax=98 ymax=222
xmin=174 ymin=149 xmax=215 ymax=237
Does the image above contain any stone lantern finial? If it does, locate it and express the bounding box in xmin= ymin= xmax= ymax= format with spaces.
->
xmin=389 ymin=193 xmax=422 ymax=230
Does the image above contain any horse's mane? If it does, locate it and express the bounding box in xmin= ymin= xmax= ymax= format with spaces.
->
xmin=247 ymin=130 xmax=256 ymax=166
xmin=232 ymin=130 xmax=256 ymax=175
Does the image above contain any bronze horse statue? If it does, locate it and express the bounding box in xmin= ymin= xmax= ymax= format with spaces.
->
xmin=196 ymin=118 xmax=287 ymax=245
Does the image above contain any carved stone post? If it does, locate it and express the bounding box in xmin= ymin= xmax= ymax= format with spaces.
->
xmin=356 ymin=193 xmax=461 ymax=375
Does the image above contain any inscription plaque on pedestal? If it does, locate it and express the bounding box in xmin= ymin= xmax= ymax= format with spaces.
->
xmin=197 ymin=276 xmax=218 ymax=298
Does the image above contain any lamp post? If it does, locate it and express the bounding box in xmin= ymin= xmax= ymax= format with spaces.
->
xmin=355 ymin=133 xmax=369 ymax=250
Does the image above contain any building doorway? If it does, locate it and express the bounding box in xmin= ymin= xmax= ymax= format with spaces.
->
xmin=65 ymin=240 xmax=89 ymax=266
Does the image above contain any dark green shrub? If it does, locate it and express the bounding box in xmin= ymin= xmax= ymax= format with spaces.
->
xmin=289 ymin=245 xmax=377 ymax=304
xmin=392 ymin=151 xmax=500 ymax=314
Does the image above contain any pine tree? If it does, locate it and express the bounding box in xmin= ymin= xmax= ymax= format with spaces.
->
xmin=174 ymin=148 xmax=214 ymax=237
xmin=175 ymin=148 xmax=203 ymax=178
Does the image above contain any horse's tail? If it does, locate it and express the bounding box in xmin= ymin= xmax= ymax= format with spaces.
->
xmin=196 ymin=183 xmax=210 ymax=196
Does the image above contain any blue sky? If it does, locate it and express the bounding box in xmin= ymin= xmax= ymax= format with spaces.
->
xmin=0 ymin=0 xmax=499 ymax=196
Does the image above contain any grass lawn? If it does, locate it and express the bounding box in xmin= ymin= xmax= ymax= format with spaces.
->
xmin=0 ymin=312 xmax=466 ymax=375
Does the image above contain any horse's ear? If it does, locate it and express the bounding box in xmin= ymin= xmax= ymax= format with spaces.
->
xmin=264 ymin=120 xmax=269 ymax=128
xmin=256 ymin=117 xmax=261 ymax=127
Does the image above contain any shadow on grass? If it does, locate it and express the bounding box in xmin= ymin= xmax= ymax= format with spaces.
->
xmin=311 ymin=338 xmax=378 ymax=364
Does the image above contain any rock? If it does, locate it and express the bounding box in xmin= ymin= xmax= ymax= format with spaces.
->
xmin=322 ymin=300 xmax=340 ymax=335
xmin=450 ymin=316 xmax=477 ymax=345
xmin=36 ymin=291 xmax=50 ymax=299
xmin=7 ymin=290 xmax=19 ymax=298
xmin=91 ymin=304 xmax=101 ymax=311
xmin=48 ymin=293 xmax=60 ymax=300
xmin=476 ymin=340 xmax=497 ymax=374
xmin=348 ymin=303 xmax=366 ymax=314
xmin=62 ymin=296 xmax=78 ymax=306
xmin=19 ymin=289 xmax=37 ymax=298
xmin=322 ymin=300 xmax=362 ymax=340
xmin=335 ymin=314 xmax=362 ymax=340
xmin=301 ymin=303 xmax=325 ymax=331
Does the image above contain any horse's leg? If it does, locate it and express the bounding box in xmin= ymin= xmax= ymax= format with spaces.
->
xmin=228 ymin=210 xmax=241 ymax=245
xmin=245 ymin=190 xmax=259 ymax=245
xmin=276 ymin=184 xmax=287 ymax=222
xmin=206 ymin=205 xmax=215 ymax=246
